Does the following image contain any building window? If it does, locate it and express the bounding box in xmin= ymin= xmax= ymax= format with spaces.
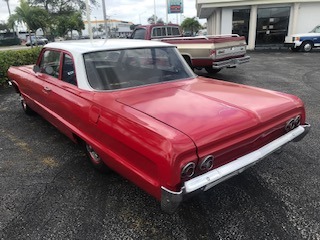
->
xmin=232 ymin=9 xmax=250 ymax=42
xmin=256 ymin=7 xmax=290 ymax=45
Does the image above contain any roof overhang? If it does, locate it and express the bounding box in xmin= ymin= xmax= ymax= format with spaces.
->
xmin=196 ymin=0 xmax=320 ymax=18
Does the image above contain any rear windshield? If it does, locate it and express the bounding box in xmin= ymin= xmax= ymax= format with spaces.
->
xmin=83 ymin=47 xmax=195 ymax=90
xmin=151 ymin=26 xmax=181 ymax=38
xmin=131 ymin=28 xmax=146 ymax=39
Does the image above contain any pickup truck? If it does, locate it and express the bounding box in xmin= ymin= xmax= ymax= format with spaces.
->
xmin=284 ymin=25 xmax=320 ymax=52
xmin=130 ymin=24 xmax=250 ymax=74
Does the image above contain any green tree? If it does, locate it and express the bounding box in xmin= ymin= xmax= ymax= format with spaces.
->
xmin=55 ymin=11 xmax=84 ymax=38
xmin=0 ymin=21 xmax=10 ymax=32
xmin=29 ymin=0 xmax=93 ymax=38
xmin=147 ymin=15 xmax=164 ymax=24
xmin=9 ymin=0 xmax=48 ymax=47
xmin=30 ymin=0 xmax=97 ymax=14
xmin=181 ymin=17 xmax=202 ymax=36
xmin=147 ymin=15 xmax=156 ymax=24
xmin=157 ymin=18 xmax=164 ymax=24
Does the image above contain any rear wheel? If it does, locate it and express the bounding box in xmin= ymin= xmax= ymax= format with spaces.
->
xmin=20 ymin=96 xmax=35 ymax=115
xmin=205 ymin=67 xmax=221 ymax=74
xmin=301 ymin=41 xmax=313 ymax=52
xmin=84 ymin=143 xmax=110 ymax=173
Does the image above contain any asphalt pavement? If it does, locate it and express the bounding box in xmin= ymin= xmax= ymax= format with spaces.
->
xmin=0 ymin=51 xmax=319 ymax=240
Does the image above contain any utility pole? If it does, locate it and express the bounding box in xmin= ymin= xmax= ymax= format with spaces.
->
xmin=102 ymin=0 xmax=108 ymax=39
xmin=166 ymin=0 xmax=168 ymax=24
xmin=154 ymin=0 xmax=157 ymax=23
xmin=85 ymin=0 xmax=93 ymax=40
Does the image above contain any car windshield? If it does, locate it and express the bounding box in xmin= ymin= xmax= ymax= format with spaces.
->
xmin=310 ymin=26 xmax=320 ymax=33
xmin=83 ymin=47 xmax=195 ymax=90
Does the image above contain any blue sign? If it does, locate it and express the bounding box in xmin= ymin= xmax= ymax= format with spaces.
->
xmin=168 ymin=0 xmax=183 ymax=14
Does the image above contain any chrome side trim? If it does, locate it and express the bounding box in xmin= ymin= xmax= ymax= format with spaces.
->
xmin=212 ymin=55 xmax=250 ymax=69
xmin=161 ymin=123 xmax=310 ymax=213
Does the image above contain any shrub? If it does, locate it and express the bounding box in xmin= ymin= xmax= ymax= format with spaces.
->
xmin=0 ymin=47 xmax=42 ymax=86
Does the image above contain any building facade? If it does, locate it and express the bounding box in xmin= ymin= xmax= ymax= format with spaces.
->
xmin=83 ymin=19 xmax=133 ymax=38
xmin=196 ymin=0 xmax=320 ymax=49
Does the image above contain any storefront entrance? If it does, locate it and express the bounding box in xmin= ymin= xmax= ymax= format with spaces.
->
xmin=256 ymin=7 xmax=290 ymax=45
xmin=232 ymin=9 xmax=250 ymax=43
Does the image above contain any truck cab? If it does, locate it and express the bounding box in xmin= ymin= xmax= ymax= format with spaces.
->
xmin=284 ymin=25 xmax=320 ymax=52
xmin=130 ymin=24 xmax=182 ymax=40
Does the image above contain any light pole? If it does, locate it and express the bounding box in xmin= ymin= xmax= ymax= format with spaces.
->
xmin=85 ymin=0 xmax=93 ymax=40
xmin=166 ymin=0 xmax=168 ymax=24
xmin=94 ymin=17 xmax=98 ymax=37
xmin=154 ymin=0 xmax=157 ymax=23
xmin=101 ymin=0 xmax=108 ymax=39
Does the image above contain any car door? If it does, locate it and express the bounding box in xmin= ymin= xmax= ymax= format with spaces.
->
xmin=28 ymin=49 xmax=61 ymax=121
xmin=40 ymin=51 xmax=90 ymax=139
xmin=314 ymin=26 xmax=320 ymax=46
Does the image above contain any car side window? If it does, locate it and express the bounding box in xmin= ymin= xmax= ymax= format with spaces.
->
xmin=172 ymin=27 xmax=180 ymax=36
xmin=39 ymin=50 xmax=61 ymax=78
xmin=62 ymin=54 xmax=77 ymax=86
xmin=152 ymin=27 xmax=166 ymax=37
xmin=131 ymin=28 xmax=146 ymax=39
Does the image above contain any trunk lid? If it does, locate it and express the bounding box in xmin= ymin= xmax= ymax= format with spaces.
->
xmin=116 ymin=78 xmax=302 ymax=149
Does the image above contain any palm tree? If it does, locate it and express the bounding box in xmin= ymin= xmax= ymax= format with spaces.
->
xmin=181 ymin=17 xmax=202 ymax=36
xmin=8 ymin=0 xmax=48 ymax=47
xmin=4 ymin=0 xmax=11 ymax=16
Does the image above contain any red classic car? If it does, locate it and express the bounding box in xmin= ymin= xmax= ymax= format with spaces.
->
xmin=8 ymin=39 xmax=310 ymax=213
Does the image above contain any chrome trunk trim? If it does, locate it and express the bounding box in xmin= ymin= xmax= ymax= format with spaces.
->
xmin=161 ymin=123 xmax=310 ymax=213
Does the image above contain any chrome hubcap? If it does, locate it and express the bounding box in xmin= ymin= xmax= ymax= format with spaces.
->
xmin=304 ymin=43 xmax=312 ymax=52
xmin=86 ymin=144 xmax=101 ymax=164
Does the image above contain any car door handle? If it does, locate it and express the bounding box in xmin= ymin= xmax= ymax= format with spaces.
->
xmin=43 ymin=86 xmax=51 ymax=92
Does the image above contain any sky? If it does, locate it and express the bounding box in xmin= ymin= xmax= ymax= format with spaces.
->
xmin=0 ymin=0 xmax=203 ymax=25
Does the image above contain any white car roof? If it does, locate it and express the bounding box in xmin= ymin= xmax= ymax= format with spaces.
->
xmin=44 ymin=39 xmax=173 ymax=54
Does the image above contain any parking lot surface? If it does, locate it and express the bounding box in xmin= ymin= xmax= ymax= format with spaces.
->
xmin=0 ymin=51 xmax=319 ymax=240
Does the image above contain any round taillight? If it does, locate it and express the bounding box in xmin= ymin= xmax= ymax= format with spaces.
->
xmin=285 ymin=119 xmax=295 ymax=132
xmin=294 ymin=115 xmax=301 ymax=127
xmin=200 ymin=155 xmax=214 ymax=171
xmin=181 ymin=162 xmax=195 ymax=178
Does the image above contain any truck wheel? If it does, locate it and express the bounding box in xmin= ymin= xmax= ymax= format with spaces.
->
xmin=183 ymin=56 xmax=194 ymax=71
xmin=205 ymin=67 xmax=221 ymax=74
xmin=84 ymin=143 xmax=110 ymax=173
xmin=20 ymin=96 xmax=35 ymax=115
xmin=301 ymin=41 xmax=313 ymax=52
xmin=290 ymin=47 xmax=300 ymax=52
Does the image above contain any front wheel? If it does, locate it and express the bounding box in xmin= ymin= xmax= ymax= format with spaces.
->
xmin=84 ymin=143 xmax=110 ymax=173
xmin=205 ymin=67 xmax=221 ymax=74
xmin=301 ymin=41 xmax=313 ymax=52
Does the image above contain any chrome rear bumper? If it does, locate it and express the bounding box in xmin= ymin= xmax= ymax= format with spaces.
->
xmin=161 ymin=123 xmax=310 ymax=213
xmin=212 ymin=55 xmax=250 ymax=69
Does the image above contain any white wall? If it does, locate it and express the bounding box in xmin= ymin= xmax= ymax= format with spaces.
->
xmin=296 ymin=2 xmax=320 ymax=33
xmin=221 ymin=8 xmax=233 ymax=34
xmin=207 ymin=14 xmax=215 ymax=34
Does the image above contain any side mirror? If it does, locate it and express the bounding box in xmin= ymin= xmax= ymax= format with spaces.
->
xmin=33 ymin=65 xmax=40 ymax=73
